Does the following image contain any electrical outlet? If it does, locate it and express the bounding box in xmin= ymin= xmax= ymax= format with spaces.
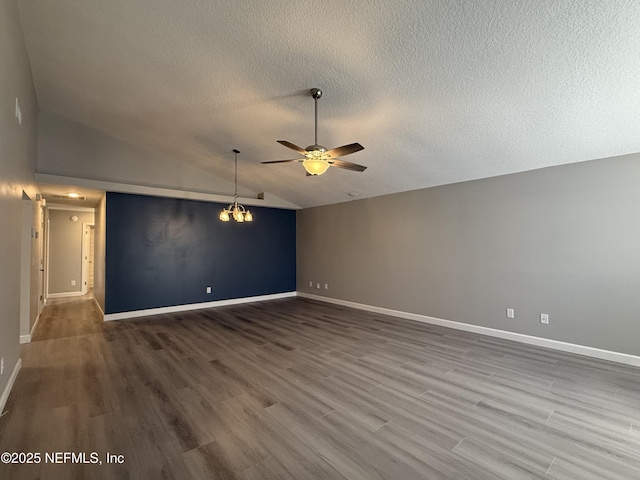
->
xmin=71 ymin=280 xmax=76 ymax=286
xmin=206 ymin=286 xmax=212 ymax=294
xmin=506 ymin=308 xmax=514 ymax=319
xmin=540 ymin=313 xmax=549 ymax=325
xmin=309 ymin=281 xmax=313 ymax=287
xmin=324 ymin=283 xmax=328 ymax=290
xmin=1 ymin=357 xmax=4 ymax=375
xmin=316 ymin=283 xmax=320 ymax=289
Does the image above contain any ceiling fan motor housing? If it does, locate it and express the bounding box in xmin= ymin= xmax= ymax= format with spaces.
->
xmin=305 ymin=144 xmax=327 ymax=155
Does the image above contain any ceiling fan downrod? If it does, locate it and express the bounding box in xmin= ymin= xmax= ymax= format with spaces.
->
xmin=310 ymin=88 xmax=322 ymax=147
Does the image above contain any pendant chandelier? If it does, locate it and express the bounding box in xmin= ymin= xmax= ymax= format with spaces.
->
xmin=219 ymin=149 xmax=253 ymax=223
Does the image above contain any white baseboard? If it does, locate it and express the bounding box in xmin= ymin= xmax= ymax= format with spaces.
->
xmin=297 ymin=292 xmax=640 ymax=367
xmin=104 ymin=291 xmax=297 ymax=321
xmin=19 ymin=312 xmax=41 ymax=344
xmin=0 ymin=358 xmax=22 ymax=415
xmin=47 ymin=291 xmax=84 ymax=299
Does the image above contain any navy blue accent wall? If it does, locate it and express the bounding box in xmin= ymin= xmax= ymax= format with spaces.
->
xmin=105 ymin=192 xmax=296 ymax=314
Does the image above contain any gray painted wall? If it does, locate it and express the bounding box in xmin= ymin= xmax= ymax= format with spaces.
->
xmin=0 ymin=0 xmax=38 ymax=399
xmin=297 ymin=153 xmax=640 ymax=356
xmin=94 ymin=194 xmax=106 ymax=312
xmin=48 ymin=209 xmax=94 ymax=295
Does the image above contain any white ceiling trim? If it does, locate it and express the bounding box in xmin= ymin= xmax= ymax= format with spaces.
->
xmin=47 ymin=204 xmax=96 ymax=213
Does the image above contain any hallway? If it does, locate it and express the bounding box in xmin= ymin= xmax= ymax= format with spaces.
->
xmin=0 ymin=294 xmax=126 ymax=479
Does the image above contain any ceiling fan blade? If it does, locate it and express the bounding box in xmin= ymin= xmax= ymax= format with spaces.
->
xmin=277 ymin=140 xmax=307 ymax=155
xmin=329 ymin=159 xmax=367 ymax=172
xmin=325 ymin=143 xmax=364 ymax=158
xmin=260 ymin=159 xmax=301 ymax=164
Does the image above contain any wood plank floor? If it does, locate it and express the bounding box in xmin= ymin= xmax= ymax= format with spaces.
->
xmin=1 ymin=295 xmax=640 ymax=479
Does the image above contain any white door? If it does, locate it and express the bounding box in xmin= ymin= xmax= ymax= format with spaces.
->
xmin=82 ymin=223 xmax=95 ymax=295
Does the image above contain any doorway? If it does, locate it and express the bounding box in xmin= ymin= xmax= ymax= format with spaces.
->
xmin=19 ymin=196 xmax=32 ymax=342
xmin=19 ymin=193 xmax=45 ymax=343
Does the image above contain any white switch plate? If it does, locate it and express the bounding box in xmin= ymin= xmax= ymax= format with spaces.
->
xmin=206 ymin=286 xmax=212 ymax=293
xmin=316 ymin=283 xmax=320 ymax=289
xmin=324 ymin=283 xmax=328 ymax=290
xmin=506 ymin=308 xmax=514 ymax=318
xmin=309 ymin=281 xmax=313 ymax=287
xmin=1 ymin=357 xmax=4 ymax=375
xmin=540 ymin=313 xmax=549 ymax=325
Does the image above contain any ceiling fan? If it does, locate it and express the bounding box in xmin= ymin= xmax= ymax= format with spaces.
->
xmin=261 ymin=88 xmax=367 ymax=176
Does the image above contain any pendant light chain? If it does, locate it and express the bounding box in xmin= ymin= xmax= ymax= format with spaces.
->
xmin=234 ymin=149 xmax=238 ymax=198
xmin=219 ymin=149 xmax=253 ymax=223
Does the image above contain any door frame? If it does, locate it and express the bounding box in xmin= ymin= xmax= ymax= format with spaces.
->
xmin=19 ymin=196 xmax=32 ymax=342
xmin=39 ymin=203 xmax=46 ymax=313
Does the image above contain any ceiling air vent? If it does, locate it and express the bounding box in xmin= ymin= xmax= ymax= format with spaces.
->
xmin=52 ymin=194 xmax=86 ymax=200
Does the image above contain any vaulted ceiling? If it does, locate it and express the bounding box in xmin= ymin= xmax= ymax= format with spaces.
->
xmin=18 ymin=0 xmax=640 ymax=208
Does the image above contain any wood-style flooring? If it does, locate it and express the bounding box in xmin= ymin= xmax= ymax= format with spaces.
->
xmin=1 ymin=295 xmax=640 ymax=479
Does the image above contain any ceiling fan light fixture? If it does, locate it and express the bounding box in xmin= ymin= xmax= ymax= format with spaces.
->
xmin=261 ymin=88 xmax=366 ymax=175
xmin=302 ymin=159 xmax=330 ymax=176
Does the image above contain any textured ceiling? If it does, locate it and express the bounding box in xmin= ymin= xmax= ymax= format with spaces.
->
xmin=18 ymin=0 xmax=640 ymax=208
